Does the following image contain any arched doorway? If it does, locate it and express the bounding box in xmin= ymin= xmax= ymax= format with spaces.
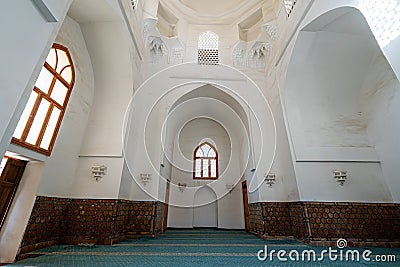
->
xmin=193 ymin=186 xmax=218 ymax=227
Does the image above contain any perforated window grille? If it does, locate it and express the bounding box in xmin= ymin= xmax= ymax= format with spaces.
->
xmin=359 ymin=0 xmax=400 ymax=47
xmin=198 ymin=49 xmax=219 ymax=65
xmin=198 ymin=31 xmax=219 ymax=65
xmin=284 ymin=0 xmax=296 ymax=16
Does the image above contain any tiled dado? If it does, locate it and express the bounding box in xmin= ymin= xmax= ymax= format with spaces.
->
xmin=19 ymin=197 xmax=165 ymax=256
xmin=248 ymin=202 xmax=307 ymax=242
xmin=249 ymin=202 xmax=400 ymax=247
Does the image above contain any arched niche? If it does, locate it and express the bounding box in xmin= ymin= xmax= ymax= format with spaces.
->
xmin=283 ymin=7 xmax=398 ymax=202
xmin=193 ymin=186 xmax=218 ymax=227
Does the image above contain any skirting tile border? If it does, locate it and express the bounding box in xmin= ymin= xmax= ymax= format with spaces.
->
xmin=249 ymin=201 xmax=400 ymax=248
xmin=19 ymin=197 xmax=165 ymax=257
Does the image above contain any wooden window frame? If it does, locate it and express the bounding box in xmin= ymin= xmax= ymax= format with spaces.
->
xmin=193 ymin=142 xmax=219 ymax=180
xmin=11 ymin=43 xmax=75 ymax=156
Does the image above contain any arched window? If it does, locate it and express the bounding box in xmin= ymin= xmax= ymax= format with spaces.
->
xmin=198 ymin=31 xmax=218 ymax=50
xmin=194 ymin=142 xmax=218 ymax=179
xmin=198 ymin=31 xmax=219 ymax=65
xmin=12 ymin=44 xmax=75 ymax=156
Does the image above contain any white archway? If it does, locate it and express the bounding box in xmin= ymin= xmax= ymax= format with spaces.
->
xmin=164 ymin=85 xmax=247 ymax=229
xmin=123 ymin=63 xmax=276 ymax=205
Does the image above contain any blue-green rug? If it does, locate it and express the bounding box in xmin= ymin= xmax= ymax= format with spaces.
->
xmin=7 ymin=229 xmax=400 ymax=266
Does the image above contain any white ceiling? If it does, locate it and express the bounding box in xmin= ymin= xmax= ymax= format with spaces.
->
xmin=170 ymin=84 xmax=248 ymax=127
xmin=179 ymin=0 xmax=246 ymax=16
xmin=160 ymin=0 xmax=269 ymax=25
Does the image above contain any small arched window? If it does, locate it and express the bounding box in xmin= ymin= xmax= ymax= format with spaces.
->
xmin=194 ymin=142 xmax=218 ymax=179
xmin=12 ymin=44 xmax=75 ymax=156
xmin=198 ymin=31 xmax=219 ymax=65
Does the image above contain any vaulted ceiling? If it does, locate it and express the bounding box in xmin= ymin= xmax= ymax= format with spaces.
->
xmin=159 ymin=0 xmax=275 ymax=25
xmin=179 ymin=0 xmax=248 ymax=16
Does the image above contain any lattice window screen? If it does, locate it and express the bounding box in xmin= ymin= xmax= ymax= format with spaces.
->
xmin=198 ymin=31 xmax=219 ymax=65
xmin=284 ymin=0 xmax=297 ymax=16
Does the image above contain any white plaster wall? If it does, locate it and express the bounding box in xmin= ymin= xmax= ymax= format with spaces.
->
xmin=244 ymin=70 xmax=299 ymax=203
xmin=0 ymin=161 xmax=44 ymax=263
xmin=168 ymin=206 xmax=193 ymax=228
xmin=70 ymin=157 xmax=124 ymax=199
xmin=295 ymin=162 xmax=392 ymax=202
xmin=285 ymin=31 xmax=377 ymax=160
xmin=171 ymin=118 xmax=231 ymax=188
xmin=157 ymin=159 xmax=168 ymax=202
xmin=217 ymin=185 xmax=245 ymax=229
xmin=168 ymin=118 xmax=244 ymax=229
xmin=35 ymin=15 xmax=95 ymax=197
xmin=78 ymin=21 xmax=133 ymax=157
xmin=70 ymin=19 xmax=136 ymax=199
xmin=360 ymin=50 xmax=400 ymax=202
xmin=119 ymin=160 xmax=134 ymax=199
xmin=262 ymin=71 xmax=299 ymax=202
xmin=0 ymin=0 xmax=71 ymax=160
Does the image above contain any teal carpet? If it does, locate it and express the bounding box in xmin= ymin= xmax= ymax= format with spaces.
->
xmin=7 ymin=229 xmax=400 ymax=266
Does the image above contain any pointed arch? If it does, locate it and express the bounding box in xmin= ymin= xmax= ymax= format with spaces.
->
xmin=193 ymin=142 xmax=218 ymax=179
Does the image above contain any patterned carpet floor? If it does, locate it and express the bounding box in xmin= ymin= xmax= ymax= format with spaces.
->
xmin=7 ymin=229 xmax=400 ymax=266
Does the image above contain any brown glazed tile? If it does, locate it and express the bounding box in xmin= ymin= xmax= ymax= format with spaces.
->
xmin=248 ymin=201 xmax=400 ymax=247
xmin=19 ymin=197 xmax=165 ymax=255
